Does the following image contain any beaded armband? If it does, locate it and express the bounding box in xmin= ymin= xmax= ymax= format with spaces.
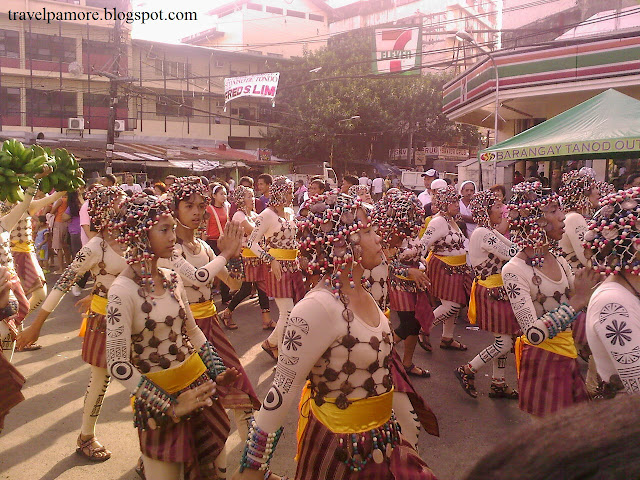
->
xmin=0 ymin=298 xmax=18 ymax=321
xmin=132 ymin=376 xmax=177 ymax=430
xmin=259 ymin=250 xmax=276 ymax=264
xmin=239 ymin=416 xmax=284 ymax=472
xmin=541 ymin=303 xmax=577 ymax=339
xmin=198 ymin=341 xmax=227 ymax=379
xmin=391 ymin=260 xmax=409 ymax=279
xmin=25 ymin=179 xmax=41 ymax=196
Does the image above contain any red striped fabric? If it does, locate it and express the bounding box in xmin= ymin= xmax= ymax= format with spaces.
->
xmin=12 ymin=251 xmax=44 ymax=294
xmin=572 ymin=311 xmax=588 ymax=346
xmin=518 ymin=344 xmax=588 ymax=417
xmin=263 ymin=270 xmax=305 ymax=302
xmin=0 ymin=352 xmax=25 ymax=430
xmin=426 ymin=256 xmax=471 ymax=304
xmin=474 ymin=284 xmax=521 ymax=335
xmin=82 ymin=311 xmax=107 ymax=368
xmin=8 ymin=274 xmax=29 ymax=324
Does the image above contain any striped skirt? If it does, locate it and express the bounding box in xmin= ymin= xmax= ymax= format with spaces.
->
xmin=389 ymin=350 xmax=439 ymax=437
xmin=13 ymin=251 xmax=44 ymax=294
xmin=518 ymin=344 xmax=588 ymax=417
xmin=0 ymin=353 xmax=25 ymax=430
xmin=139 ymin=377 xmax=230 ymax=479
xmin=263 ymin=269 xmax=305 ymax=302
xmin=8 ymin=274 xmax=29 ymax=324
xmin=572 ymin=311 xmax=587 ymax=346
xmin=427 ymin=256 xmax=471 ymax=305
xmin=474 ymin=284 xmax=520 ymax=335
xmin=295 ymin=410 xmax=438 ymax=480
xmin=82 ymin=310 xmax=107 ymax=369
xmin=389 ymin=288 xmax=435 ymax=333
xmin=195 ymin=314 xmax=260 ymax=410
xmin=242 ymin=257 xmax=264 ymax=283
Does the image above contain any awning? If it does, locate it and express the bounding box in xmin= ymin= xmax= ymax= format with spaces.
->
xmin=168 ymin=160 xmax=221 ymax=171
xmin=479 ymin=89 xmax=640 ymax=162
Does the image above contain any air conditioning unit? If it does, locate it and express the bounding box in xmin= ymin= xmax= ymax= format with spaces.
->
xmin=68 ymin=117 xmax=84 ymax=130
xmin=114 ymin=119 xmax=126 ymax=132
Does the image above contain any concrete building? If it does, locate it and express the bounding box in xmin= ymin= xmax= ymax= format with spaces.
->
xmin=181 ymin=0 xmax=332 ymax=58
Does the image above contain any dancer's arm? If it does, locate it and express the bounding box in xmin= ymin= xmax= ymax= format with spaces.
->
xmin=27 ymin=190 xmax=65 ymax=216
xmin=246 ymin=208 xmax=275 ymax=261
xmin=177 ymin=275 xmax=207 ymax=349
xmin=0 ymin=183 xmax=41 ymax=232
xmin=561 ymin=213 xmax=590 ymax=268
xmin=419 ymin=215 xmax=448 ymax=251
xmin=479 ymin=228 xmax=518 ymax=261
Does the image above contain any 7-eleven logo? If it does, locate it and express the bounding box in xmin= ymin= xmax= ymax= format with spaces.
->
xmin=376 ymin=27 xmax=420 ymax=73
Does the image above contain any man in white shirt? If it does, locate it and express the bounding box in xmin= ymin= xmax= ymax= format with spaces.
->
xmin=358 ymin=172 xmax=371 ymax=188
xmin=121 ymin=173 xmax=142 ymax=195
xmin=371 ymin=175 xmax=384 ymax=201
xmin=417 ymin=169 xmax=438 ymax=207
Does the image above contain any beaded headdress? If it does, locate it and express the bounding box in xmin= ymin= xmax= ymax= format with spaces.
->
xmin=597 ymin=180 xmax=616 ymax=198
xmin=372 ymin=190 xmax=424 ymax=245
xmin=469 ymin=189 xmax=498 ymax=229
xmin=114 ymin=193 xmax=173 ymax=286
xmin=348 ymin=184 xmax=370 ymax=199
xmin=268 ymin=176 xmax=293 ymax=207
xmin=559 ymin=170 xmax=596 ymax=213
xmin=583 ymin=186 xmax=640 ymax=275
xmin=298 ymin=192 xmax=372 ymax=297
xmin=507 ymin=181 xmax=560 ymax=267
xmin=86 ymin=185 xmax=125 ymax=232
xmin=230 ymin=184 xmax=253 ymax=214
xmin=167 ymin=176 xmax=210 ymax=207
xmin=432 ymin=184 xmax=460 ymax=213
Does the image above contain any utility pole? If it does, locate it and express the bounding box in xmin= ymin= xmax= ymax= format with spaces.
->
xmin=105 ymin=2 xmax=123 ymax=174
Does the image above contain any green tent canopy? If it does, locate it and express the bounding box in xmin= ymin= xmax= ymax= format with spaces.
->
xmin=478 ymin=89 xmax=640 ymax=163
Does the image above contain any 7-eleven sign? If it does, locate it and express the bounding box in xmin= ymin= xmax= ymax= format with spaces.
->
xmin=373 ymin=27 xmax=422 ymax=75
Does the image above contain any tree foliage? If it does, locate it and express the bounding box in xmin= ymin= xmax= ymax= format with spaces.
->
xmin=265 ymin=32 xmax=480 ymax=170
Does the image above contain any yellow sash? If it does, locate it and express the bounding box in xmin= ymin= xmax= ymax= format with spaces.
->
xmin=189 ymin=300 xmax=217 ymax=320
xmin=79 ymin=295 xmax=108 ymax=337
xmin=268 ymin=248 xmax=298 ymax=261
xmin=418 ymin=217 xmax=433 ymax=238
xmin=426 ymin=251 xmax=467 ymax=266
xmin=468 ymin=274 xmax=503 ymax=324
xmin=296 ymin=381 xmax=393 ymax=461
xmin=241 ymin=248 xmax=258 ymax=258
xmin=11 ymin=241 xmax=33 ymax=253
xmin=515 ymin=331 xmax=577 ymax=376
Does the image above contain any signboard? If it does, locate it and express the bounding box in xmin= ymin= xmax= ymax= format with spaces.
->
xmin=257 ymin=148 xmax=272 ymax=162
xmin=421 ymin=146 xmax=469 ymax=159
xmin=480 ymin=138 xmax=640 ymax=162
xmin=372 ymin=27 xmax=422 ymax=75
xmin=224 ymin=73 xmax=280 ymax=104
xmin=414 ymin=150 xmax=427 ymax=166
xmin=389 ymin=148 xmax=409 ymax=161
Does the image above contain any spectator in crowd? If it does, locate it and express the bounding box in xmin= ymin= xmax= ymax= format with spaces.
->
xmin=391 ymin=174 xmax=401 ymax=188
xmin=34 ymin=215 xmax=51 ymax=271
xmin=384 ymin=174 xmax=392 ymax=191
xmin=624 ymin=172 xmax=640 ymax=189
xmin=255 ymin=173 xmax=272 ymax=214
xmin=50 ymin=194 xmax=70 ymax=274
xmin=341 ymin=174 xmax=359 ymax=194
xmin=459 ymin=180 xmax=478 ymax=238
xmin=153 ymin=182 xmax=167 ymax=196
xmin=163 ymin=174 xmax=176 ymax=187
xmin=228 ymin=176 xmax=236 ymax=192
xmin=550 ymin=168 xmax=562 ymax=192
xmin=206 ymin=183 xmax=232 ymax=306
xmin=371 ymin=174 xmax=385 ymax=201
xmin=239 ymin=176 xmax=254 ymax=188
xmin=513 ymin=170 xmax=525 ymax=184
xmin=489 ymin=184 xmax=510 ymax=236
xmin=100 ymin=173 xmax=117 ymax=187
xmin=120 ymin=173 xmax=142 ymax=195
xmin=418 ymin=169 xmax=438 ymax=207
xmin=63 ymin=190 xmax=83 ymax=263
xmin=358 ymin=171 xmax=371 ymax=188
xmin=308 ymin=178 xmax=326 ymax=196
xmin=294 ymin=180 xmax=308 ymax=206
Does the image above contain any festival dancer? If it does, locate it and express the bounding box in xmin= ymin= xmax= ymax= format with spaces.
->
xmin=161 ymin=177 xmax=260 ymax=436
xmin=218 ymin=184 xmax=275 ymax=331
xmin=584 ymin=186 xmax=640 ymax=396
xmin=0 ymin=166 xmax=52 ymax=360
xmin=501 ymin=181 xmax=599 ymax=416
xmin=419 ymin=184 xmax=471 ymax=351
xmin=455 ymin=190 xmax=520 ymax=399
xmin=348 ymin=184 xmax=374 ymax=204
xmin=233 ymin=192 xmax=438 ymax=480
xmin=373 ymin=190 xmax=432 ymax=378
xmin=106 ymin=193 xmax=239 ymax=479
xmin=247 ymin=176 xmax=305 ymax=361
xmin=17 ymin=185 xmax=127 ymax=461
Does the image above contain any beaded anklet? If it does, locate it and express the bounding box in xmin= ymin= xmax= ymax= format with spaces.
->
xmin=239 ymin=417 xmax=284 ymax=472
xmin=541 ymin=303 xmax=577 ymax=339
xmin=199 ymin=341 xmax=227 ymax=378
xmin=132 ymin=376 xmax=177 ymax=430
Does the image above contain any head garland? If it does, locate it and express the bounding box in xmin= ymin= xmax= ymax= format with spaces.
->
xmin=469 ymin=189 xmax=498 ymax=228
xmin=298 ymin=192 xmax=372 ymax=297
xmin=114 ymin=193 xmax=173 ymax=286
xmin=348 ymin=184 xmax=370 ymax=199
xmin=86 ymin=185 xmax=124 ymax=232
xmin=559 ymin=170 xmax=596 ymax=213
xmin=597 ymin=181 xmax=616 ymax=198
xmin=230 ymin=184 xmax=252 ymax=213
xmin=507 ymin=181 xmax=560 ymax=267
xmin=167 ymin=176 xmax=210 ymax=208
xmin=584 ymin=186 xmax=640 ymax=276
xmin=372 ymin=190 xmax=424 ymax=246
xmin=269 ymin=176 xmax=293 ymax=206
xmin=432 ymin=184 xmax=460 ymax=214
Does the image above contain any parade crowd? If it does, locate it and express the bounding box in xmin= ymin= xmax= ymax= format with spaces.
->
xmin=2 ymin=164 xmax=640 ymax=480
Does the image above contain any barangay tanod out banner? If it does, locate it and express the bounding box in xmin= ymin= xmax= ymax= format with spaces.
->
xmin=372 ymin=27 xmax=422 ymax=75
xmin=224 ymin=73 xmax=280 ymax=104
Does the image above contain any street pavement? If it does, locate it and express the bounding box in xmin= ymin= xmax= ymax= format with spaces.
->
xmin=0 ymin=276 xmax=531 ymax=480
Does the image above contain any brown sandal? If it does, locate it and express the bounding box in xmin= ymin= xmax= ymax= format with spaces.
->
xmin=262 ymin=310 xmax=276 ymax=330
xmin=218 ymin=309 xmax=238 ymax=330
xmin=261 ymin=339 xmax=278 ymax=361
xmin=76 ymin=434 xmax=111 ymax=462
xmin=440 ymin=338 xmax=467 ymax=351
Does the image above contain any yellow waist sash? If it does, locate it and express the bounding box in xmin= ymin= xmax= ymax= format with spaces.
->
xmin=242 ymin=248 xmax=258 ymax=258
xmin=426 ymin=251 xmax=467 ymax=266
xmin=468 ymin=274 xmax=503 ymax=324
xmin=268 ymin=248 xmax=298 ymax=261
xmin=11 ymin=241 xmax=33 ymax=253
xmin=418 ymin=217 xmax=433 ymax=239
xmin=79 ymin=295 xmax=108 ymax=337
xmin=296 ymin=381 xmax=393 ymax=460
xmin=515 ymin=331 xmax=577 ymax=376
xmin=189 ymin=300 xmax=217 ymax=320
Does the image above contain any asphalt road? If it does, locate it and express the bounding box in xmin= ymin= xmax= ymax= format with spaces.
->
xmin=0 ymin=277 xmax=531 ymax=480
